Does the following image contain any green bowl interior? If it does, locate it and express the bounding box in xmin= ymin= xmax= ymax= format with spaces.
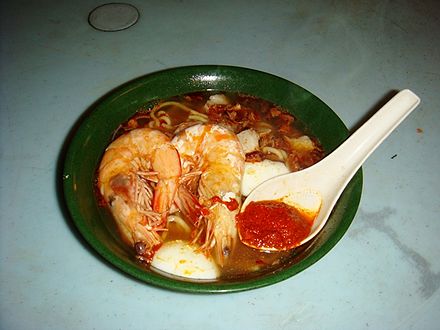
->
xmin=63 ymin=65 xmax=362 ymax=293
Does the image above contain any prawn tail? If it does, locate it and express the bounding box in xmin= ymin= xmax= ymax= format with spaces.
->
xmin=151 ymin=143 xmax=181 ymax=221
xmin=153 ymin=178 xmax=178 ymax=223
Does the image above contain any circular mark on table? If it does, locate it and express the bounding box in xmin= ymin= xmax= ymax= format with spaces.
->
xmin=88 ymin=3 xmax=139 ymax=32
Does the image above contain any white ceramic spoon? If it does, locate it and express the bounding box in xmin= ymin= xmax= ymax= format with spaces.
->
xmin=240 ymin=89 xmax=420 ymax=249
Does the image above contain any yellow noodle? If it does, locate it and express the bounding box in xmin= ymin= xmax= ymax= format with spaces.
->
xmin=154 ymin=101 xmax=209 ymax=122
xmin=188 ymin=113 xmax=209 ymax=122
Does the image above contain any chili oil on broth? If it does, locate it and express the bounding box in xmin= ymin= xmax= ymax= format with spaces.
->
xmin=97 ymin=91 xmax=324 ymax=281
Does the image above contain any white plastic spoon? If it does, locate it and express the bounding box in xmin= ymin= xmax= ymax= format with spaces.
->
xmin=239 ymin=89 xmax=420 ymax=250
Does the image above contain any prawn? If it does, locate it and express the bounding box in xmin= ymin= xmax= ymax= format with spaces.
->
xmin=97 ymin=128 xmax=181 ymax=260
xmin=171 ymin=124 xmax=245 ymax=266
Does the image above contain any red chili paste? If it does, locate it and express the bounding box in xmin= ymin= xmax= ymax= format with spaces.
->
xmin=236 ymin=200 xmax=312 ymax=250
xmin=211 ymin=196 xmax=239 ymax=211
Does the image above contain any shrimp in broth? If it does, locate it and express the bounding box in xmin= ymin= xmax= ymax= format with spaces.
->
xmin=98 ymin=128 xmax=181 ymax=260
xmin=172 ymin=123 xmax=245 ymax=266
xmin=97 ymin=92 xmax=324 ymax=280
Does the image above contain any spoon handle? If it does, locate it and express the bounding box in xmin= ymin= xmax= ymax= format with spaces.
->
xmin=322 ymin=89 xmax=420 ymax=179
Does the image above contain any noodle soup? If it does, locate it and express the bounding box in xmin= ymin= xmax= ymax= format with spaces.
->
xmin=97 ymin=92 xmax=324 ymax=280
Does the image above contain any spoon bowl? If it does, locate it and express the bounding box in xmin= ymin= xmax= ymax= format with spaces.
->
xmin=240 ymin=89 xmax=421 ymax=250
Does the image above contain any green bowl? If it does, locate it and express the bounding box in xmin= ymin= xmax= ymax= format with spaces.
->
xmin=62 ymin=65 xmax=362 ymax=293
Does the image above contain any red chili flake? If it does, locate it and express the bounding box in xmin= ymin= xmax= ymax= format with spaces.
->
xmin=210 ymin=196 xmax=239 ymax=211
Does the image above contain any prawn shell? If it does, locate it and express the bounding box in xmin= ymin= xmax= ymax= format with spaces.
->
xmin=171 ymin=124 xmax=245 ymax=265
xmin=97 ymin=128 xmax=181 ymax=251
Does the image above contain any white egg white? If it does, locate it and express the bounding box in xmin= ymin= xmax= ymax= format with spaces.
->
xmin=241 ymin=159 xmax=290 ymax=196
xmin=151 ymin=240 xmax=219 ymax=280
